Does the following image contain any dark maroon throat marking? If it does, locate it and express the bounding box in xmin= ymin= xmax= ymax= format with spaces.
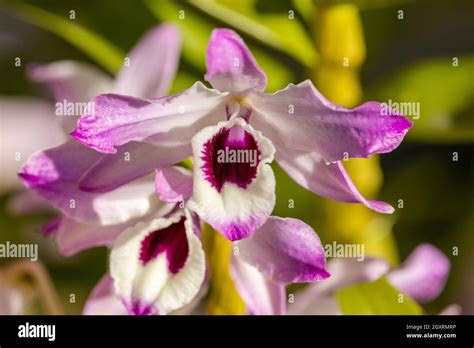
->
xmin=139 ymin=217 xmax=189 ymax=274
xmin=201 ymin=126 xmax=260 ymax=192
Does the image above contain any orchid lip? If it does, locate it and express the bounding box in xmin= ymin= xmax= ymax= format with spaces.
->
xmin=201 ymin=125 xmax=261 ymax=192
xmin=110 ymin=210 xmax=206 ymax=315
xmin=187 ymin=118 xmax=276 ymax=241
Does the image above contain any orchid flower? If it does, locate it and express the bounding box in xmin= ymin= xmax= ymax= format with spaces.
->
xmin=287 ymin=243 xmax=456 ymax=315
xmin=70 ymin=28 xmax=412 ymax=241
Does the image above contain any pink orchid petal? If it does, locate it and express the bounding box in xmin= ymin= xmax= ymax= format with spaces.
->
xmin=57 ymin=217 xmax=126 ymax=256
xmin=236 ymin=216 xmax=330 ymax=283
xmin=19 ymin=141 xmax=160 ymax=225
xmin=155 ymin=166 xmax=193 ymax=203
xmin=388 ymin=243 xmax=450 ymax=303
xmin=27 ymin=60 xmax=113 ymax=103
xmin=56 ymin=200 xmax=174 ymax=256
xmin=72 ymin=82 xmax=229 ymax=154
xmin=230 ymin=255 xmax=286 ymax=315
xmin=249 ymin=80 xmax=412 ymax=163
xmin=27 ymin=61 xmax=113 ymax=133
xmin=78 ymin=142 xmax=190 ymax=193
xmin=83 ymin=274 xmax=127 ymax=315
xmin=205 ymin=28 xmax=267 ymax=94
xmin=113 ymin=24 xmax=181 ymax=99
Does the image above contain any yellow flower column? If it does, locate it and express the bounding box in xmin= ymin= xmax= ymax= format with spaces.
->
xmin=313 ymin=1 xmax=399 ymax=264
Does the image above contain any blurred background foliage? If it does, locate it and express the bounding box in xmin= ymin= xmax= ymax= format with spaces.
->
xmin=0 ymin=0 xmax=472 ymax=314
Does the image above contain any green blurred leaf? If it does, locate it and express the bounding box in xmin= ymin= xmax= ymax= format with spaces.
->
xmin=4 ymin=2 xmax=124 ymax=73
xmin=189 ymin=0 xmax=317 ymax=68
xmin=145 ymin=0 xmax=293 ymax=91
xmin=336 ymin=277 xmax=423 ymax=314
xmin=369 ymin=56 xmax=474 ymax=143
